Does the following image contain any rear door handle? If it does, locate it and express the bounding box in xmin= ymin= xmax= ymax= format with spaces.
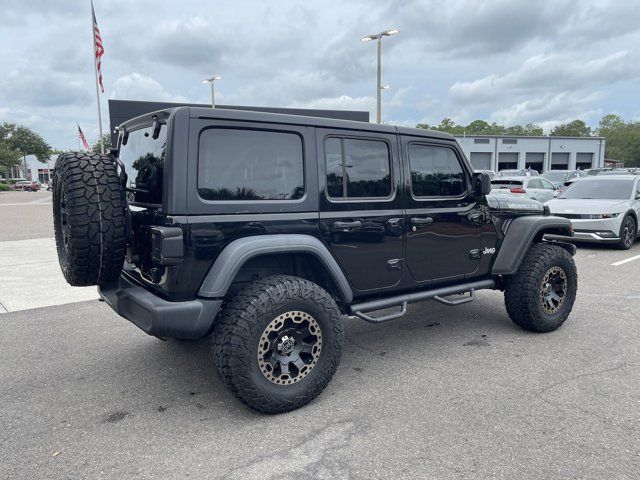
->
xmin=410 ymin=216 xmax=433 ymax=227
xmin=333 ymin=220 xmax=362 ymax=231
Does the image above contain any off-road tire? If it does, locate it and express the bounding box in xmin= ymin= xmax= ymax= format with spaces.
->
xmin=504 ymin=243 xmax=577 ymax=333
xmin=212 ymin=275 xmax=344 ymax=413
xmin=617 ymin=214 xmax=636 ymax=250
xmin=53 ymin=152 xmax=127 ymax=286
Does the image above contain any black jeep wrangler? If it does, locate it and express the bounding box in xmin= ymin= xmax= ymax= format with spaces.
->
xmin=53 ymin=107 xmax=578 ymax=413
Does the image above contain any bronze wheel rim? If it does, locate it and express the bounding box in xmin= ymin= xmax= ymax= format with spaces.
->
xmin=257 ymin=311 xmax=322 ymax=385
xmin=539 ymin=266 xmax=568 ymax=315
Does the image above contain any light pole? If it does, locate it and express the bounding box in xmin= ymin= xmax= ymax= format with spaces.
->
xmin=202 ymin=75 xmax=222 ymax=108
xmin=360 ymin=29 xmax=399 ymax=124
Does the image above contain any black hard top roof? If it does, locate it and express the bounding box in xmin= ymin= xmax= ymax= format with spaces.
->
xmin=120 ymin=106 xmax=454 ymax=141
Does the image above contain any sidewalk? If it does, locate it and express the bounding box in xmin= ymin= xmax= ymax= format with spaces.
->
xmin=0 ymin=237 xmax=98 ymax=312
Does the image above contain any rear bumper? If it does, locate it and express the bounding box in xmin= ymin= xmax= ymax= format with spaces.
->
xmin=98 ymin=274 xmax=222 ymax=340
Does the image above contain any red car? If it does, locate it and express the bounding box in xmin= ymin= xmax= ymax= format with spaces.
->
xmin=11 ymin=181 xmax=40 ymax=192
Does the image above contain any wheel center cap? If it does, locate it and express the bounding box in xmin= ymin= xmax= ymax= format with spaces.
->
xmin=277 ymin=335 xmax=296 ymax=355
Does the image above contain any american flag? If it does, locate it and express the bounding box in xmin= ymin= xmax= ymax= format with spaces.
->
xmin=92 ymin=1 xmax=104 ymax=93
xmin=77 ymin=124 xmax=91 ymax=151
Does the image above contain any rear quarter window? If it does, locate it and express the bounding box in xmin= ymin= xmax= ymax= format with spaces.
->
xmin=198 ymin=129 xmax=304 ymax=201
xmin=119 ymin=124 xmax=167 ymax=205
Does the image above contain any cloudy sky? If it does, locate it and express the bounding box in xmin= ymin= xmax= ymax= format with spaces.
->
xmin=1 ymin=0 xmax=639 ymax=149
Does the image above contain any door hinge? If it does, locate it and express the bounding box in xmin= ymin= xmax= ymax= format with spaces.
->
xmin=469 ymin=249 xmax=481 ymax=260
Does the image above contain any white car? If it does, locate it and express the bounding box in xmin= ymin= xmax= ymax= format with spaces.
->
xmin=490 ymin=176 xmax=556 ymax=203
xmin=546 ymin=175 xmax=640 ymax=249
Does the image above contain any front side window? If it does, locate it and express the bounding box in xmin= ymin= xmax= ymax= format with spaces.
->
xmin=408 ymin=144 xmax=465 ymax=197
xmin=325 ymin=137 xmax=392 ymax=199
xmin=198 ymin=129 xmax=304 ymax=201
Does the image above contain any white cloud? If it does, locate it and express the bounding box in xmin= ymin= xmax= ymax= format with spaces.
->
xmin=2 ymin=0 xmax=640 ymax=148
xmin=110 ymin=73 xmax=186 ymax=102
xmin=450 ymin=51 xmax=638 ymax=105
xmin=490 ymin=92 xmax=602 ymax=130
xmin=289 ymin=95 xmax=375 ymax=114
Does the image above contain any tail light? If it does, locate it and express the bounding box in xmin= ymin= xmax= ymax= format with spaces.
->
xmin=510 ymin=187 xmax=526 ymax=194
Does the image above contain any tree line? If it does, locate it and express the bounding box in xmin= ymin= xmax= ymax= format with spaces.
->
xmin=1 ymin=113 xmax=639 ymax=180
xmin=0 ymin=123 xmax=51 ymax=178
xmin=0 ymin=123 xmax=113 ymax=180
xmin=416 ymin=115 xmax=640 ymax=167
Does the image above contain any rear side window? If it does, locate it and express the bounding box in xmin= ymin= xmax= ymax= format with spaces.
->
xmin=198 ymin=129 xmax=304 ymax=201
xmin=408 ymin=144 xmax=465 ymax=197
xmin=325 ymin=137 xmax=392 ymax=199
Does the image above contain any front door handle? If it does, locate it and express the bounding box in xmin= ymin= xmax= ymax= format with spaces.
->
xmin=410 ymin=216 xmax=433 ymax=227
xmin=333 ymin=220 xmax=362 ymax=231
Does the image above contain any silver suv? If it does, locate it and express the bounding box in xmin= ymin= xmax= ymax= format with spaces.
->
xmin=491 ymin=176 xmax=556 ymax=203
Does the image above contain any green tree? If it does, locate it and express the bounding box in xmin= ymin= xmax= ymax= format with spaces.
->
xmin=0 ymin=139 xmax=22 ymax=177
xmin=465 ymin=120 xmax=495 ymax=135
xmin=596 ymin=114 xmax=640 ymax=166
xmin=419 ymin=117 xmax=465 ymax=134
xmin=90 ymin=133 xmax=113 ymax=154
xmin=550 ymin=120 xmax=592 ymax=137
xmin=417 ymin=119 xmax=544 ymax=136
xmin=504 ymin=123 xmax=544 ymax=136
xmin=0 ymin=123 xmax=51 ymax=160
xmin=0 ymin=123 xmax=51 ymax=178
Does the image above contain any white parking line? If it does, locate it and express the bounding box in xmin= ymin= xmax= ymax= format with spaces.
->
xmin=611 ymin=254 xmax=640 ymax=266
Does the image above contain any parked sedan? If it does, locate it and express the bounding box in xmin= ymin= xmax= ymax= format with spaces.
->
xmin=546 ymin=175 xmax=640 ymax=249
xmin=490 ymin=176 xmax=556 ymax=203
xmin=11 ymin=181 xmax=40 ymax=192
xmin=542 ymin=169 xmax=586 ymax=189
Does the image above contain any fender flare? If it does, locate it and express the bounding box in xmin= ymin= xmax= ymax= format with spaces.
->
xmin=492 ymin=216 xmax=573 ymax=276
xmin=198 ymin=234 xmax=353 ymax=303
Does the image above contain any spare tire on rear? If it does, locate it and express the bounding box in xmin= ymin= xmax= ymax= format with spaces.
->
xmin=53 ymin=152 xmax=128 ymax=286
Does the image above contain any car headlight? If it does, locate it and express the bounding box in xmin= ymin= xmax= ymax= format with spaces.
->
xmin=580 ymin=213 xmax=621 ymax=219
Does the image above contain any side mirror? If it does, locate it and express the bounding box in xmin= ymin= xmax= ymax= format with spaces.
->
xmin=473 ymin=172 xmax=492 ymax=197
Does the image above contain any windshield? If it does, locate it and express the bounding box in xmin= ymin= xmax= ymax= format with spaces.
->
xmin=559 ymin=179 xmax=634 ymax=200
xmin=543 ymin=171 xmax=568 ymax=182
xmin=119 ymin=124 xmax=166 ymax=205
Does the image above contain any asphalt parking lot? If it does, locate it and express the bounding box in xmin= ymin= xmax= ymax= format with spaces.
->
xmin=1 ymin=191 xmax=639 ymax=479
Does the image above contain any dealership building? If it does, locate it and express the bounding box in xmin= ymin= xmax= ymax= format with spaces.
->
xmin=454 ymin=135 xmax=606 ymax=173
xmin=8 ymin=154 xmax=58 ymax=183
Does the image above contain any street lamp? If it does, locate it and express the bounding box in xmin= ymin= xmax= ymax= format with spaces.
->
xmin=360 ymin=29 xmax=399 ymax=124
xmin=202 ymin=75 xmax=222 ymax=108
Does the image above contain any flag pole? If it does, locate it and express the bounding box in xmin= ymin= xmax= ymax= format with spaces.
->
xmin=91 ymin=2 xmax=104 ymax=154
